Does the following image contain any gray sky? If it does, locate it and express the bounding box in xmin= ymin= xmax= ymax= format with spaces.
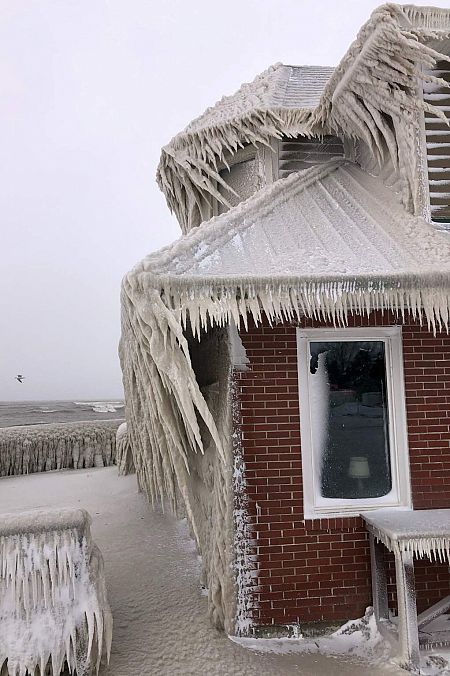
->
xmin=1 ymin=0 xmax=449 ymax=401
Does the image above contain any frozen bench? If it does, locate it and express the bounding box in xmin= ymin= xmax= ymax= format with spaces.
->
xmin=363 ymin=509 xmax=450 ymax=674
xmin=0 ymin=508 xmax=112 ymax=675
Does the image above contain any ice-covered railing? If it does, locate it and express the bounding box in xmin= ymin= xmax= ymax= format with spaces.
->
xmin=0 ymin=507 xmax=112 ymax=676
xmin=0 ymin=420 xmax=121 ymax=477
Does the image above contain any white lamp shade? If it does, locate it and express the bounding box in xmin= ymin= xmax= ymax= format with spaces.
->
xmin=348 ymin=456 xmax=370 ymax=479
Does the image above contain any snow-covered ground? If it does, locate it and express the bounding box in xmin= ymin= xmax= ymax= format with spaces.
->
xmin=0 ymin=467 xmax=440 ymax=675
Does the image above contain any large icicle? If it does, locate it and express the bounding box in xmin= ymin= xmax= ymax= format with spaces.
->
xmin=0 ymin=508 xmax=112 ymax=676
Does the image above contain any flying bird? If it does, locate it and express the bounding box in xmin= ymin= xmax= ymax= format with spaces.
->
xmin=15 ymin=375 xmax=25 ymax=383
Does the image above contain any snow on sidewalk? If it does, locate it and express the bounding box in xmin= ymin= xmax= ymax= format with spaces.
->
xmin=0 ymin=467 xmax=405 ymax=676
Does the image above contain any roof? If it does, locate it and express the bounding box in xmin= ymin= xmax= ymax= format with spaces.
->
xmin=157 ymin=4 xmax=450 ymax=232
xmin=137 ymin=159 xmax=450 ymax=284
xmin=129 ymin=159 xmax=450 ymax=337
xmin=183 ymin=65 xmax=334 ymax=138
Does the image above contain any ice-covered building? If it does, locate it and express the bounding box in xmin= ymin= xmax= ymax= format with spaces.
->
xmin=120 ymin=4 xmax=450 ymax=635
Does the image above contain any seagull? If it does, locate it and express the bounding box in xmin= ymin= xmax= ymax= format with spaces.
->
xmin=15 ymin=375 xmax=25 ymax=383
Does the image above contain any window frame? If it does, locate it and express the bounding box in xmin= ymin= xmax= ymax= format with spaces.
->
xmin=296 ymin=326 xmax=411 ymax=519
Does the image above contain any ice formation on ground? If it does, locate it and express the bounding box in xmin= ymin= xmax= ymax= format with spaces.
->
xmin=0 ymin=421 xmax=120 ymax=477
xmin=0 ymin=467 xmax=416 ymax=676
xmin=0 ymin=507 xmax=112 ymax=676
xmin=115 ymin=422 xmax=134 ymax=475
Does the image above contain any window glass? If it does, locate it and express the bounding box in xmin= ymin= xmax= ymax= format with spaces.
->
xmin=309 ymin=341 xmax=391 ymax=500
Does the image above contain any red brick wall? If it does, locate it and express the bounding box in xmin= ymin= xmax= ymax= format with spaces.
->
xmin=234 ymin=312 xmax=450 ymax=626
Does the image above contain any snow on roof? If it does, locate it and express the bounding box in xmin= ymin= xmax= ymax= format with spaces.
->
xmin=157 ymin=4 xmax=450 ymax=233
xmin=129 ymin=159 xmax=450 ymax=340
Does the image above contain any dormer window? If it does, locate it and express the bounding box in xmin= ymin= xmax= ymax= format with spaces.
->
xmin=423 ymin=58 xmax=450 ymax=228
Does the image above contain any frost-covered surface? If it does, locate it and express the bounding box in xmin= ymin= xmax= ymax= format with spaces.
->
xmin=157 ymin=5 xmax=450 ymax=231
xmin=0 ymin=421 xmax=120 ymax=476
xmin=231 ymin=374 xmax=257 ymax=635
xmin=363 ymin=509 xmax=450 ymax=561
xmin=131 ymin=161 xmax=450 ymax=333
xmin=115 ymin=422 xmax=134 ymax=476
xmin=0 ymin=506 xmax=112 ymax=675
xmin=0 ymin=467 xmax=418 ymax=675
xmin=232 ymin=608 xmax=450 ymax=676
xmin=157 ymin=64 xmax=331 ymax=231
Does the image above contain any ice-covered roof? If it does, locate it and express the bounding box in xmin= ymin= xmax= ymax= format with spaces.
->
xmin=137 ymin=159 xmax=450 ymax=296
xmin=183 ymin=65 xmax=334 ymax=138
xmin=157 ymin=4 xmax=450 ymax=232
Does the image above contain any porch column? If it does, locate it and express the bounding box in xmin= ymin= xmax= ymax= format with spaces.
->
xmin=395 ymin=550 xmax=420 ymax=673
xmin=369 ymin=533 xmax=389 ymax=623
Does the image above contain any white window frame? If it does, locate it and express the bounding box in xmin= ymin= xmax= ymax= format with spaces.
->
xmin=297 ymin=326 xmax=411 ymax=519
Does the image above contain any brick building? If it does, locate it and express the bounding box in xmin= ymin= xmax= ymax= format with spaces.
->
xmin=120 ymin=4 xmax=450 ymax=636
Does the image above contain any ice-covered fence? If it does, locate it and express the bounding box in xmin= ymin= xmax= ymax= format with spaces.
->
xmin=0 ymin=420 xmax=122 ymax=477
xmin=0 ymin=507 xmax=112 ymax=676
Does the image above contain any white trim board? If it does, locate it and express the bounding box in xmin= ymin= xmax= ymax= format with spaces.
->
xmin=296 ymin=326 xmax=412 ymax=519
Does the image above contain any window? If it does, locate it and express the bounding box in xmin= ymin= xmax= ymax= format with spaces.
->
xmin=297 ymin=327 xmax=411 ymax=518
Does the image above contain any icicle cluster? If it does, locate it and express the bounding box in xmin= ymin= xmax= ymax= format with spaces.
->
xmin=116 ymin=422 xmax=134 ymax=475
xmin=157 ymin=64 xmax=316 ymax=232
xmin=373 ymin=530 xmax=450 ymax=564
xmin=313 ymin=4 xmax=450 ymax=215
xmin=157 ymin=4 xmax=450 ymax=231
xmin=0 ymin=508 xmax=112 ymax=676
xmin=0 ymin=421 xmax=121 ymax=477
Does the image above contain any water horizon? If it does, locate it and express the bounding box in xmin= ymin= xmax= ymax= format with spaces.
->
xmin=0 ymin=399 xmax=125 ymax=428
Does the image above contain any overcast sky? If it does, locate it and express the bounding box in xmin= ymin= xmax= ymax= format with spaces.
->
xmin=1 ymin=0 xmax=449 ymax=401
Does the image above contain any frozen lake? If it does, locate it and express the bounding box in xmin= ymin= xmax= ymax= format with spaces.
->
xmin=0 ymin=467 xmax=406 ymax=675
